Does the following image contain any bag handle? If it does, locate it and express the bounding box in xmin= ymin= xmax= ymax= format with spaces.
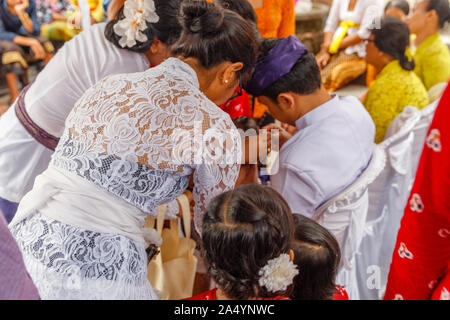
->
xmin=177 ymin=193 xmax=192 ymax=240
xmin=156 ymin=204 xmax=168 ymax=236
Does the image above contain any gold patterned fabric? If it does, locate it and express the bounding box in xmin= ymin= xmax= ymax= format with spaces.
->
xmin=363 ymin=60 xmax=429 ymax=143
xmin=414 ymin=33 xmax=450 ymax=90
xmin=321 ymin=50 xmax=366 ymax=92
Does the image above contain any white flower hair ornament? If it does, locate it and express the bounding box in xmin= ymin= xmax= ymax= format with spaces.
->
xmin=258 ymin=253 xmax=299 ymax=293
xmin=113 ymin=0 xmax=159 ymax=48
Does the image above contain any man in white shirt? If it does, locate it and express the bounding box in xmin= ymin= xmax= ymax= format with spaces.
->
xmin=245 ymin=36 xmax=375 ymax=218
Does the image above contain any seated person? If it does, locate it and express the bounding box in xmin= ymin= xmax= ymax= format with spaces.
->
xmin=407 ymin=0 xmax=450 ymax=91
xmin=186 ymin=184 xmax=297 ymax=300
xmin=290 ymin=214 xmax=348 ymax=300
xmin=366 ymin=0 xmax=411 ymax=87
xmin=0 ymin=0 xmax=54 ymax=102
xmin=245 ymin=36 xmax=375 ymax=218
xmin=363 ymin=17 xmax=429 ymax=143
xmin=316 ymin=0 xmax=384 ymax=92
xmin=36 ymin=0 xmax=78 ymax=41
xmin=70 ymin=0 xmax=104 ymax=23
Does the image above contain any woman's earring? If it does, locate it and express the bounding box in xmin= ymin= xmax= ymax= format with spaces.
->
xmin=151 ymin=46 xmax=158 ymax=54
xmin=225 ymin=79 xmax=229 ymax=84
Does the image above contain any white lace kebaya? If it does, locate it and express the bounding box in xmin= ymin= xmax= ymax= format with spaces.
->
xmin=10 ymin=58 xmax=241 ymax=300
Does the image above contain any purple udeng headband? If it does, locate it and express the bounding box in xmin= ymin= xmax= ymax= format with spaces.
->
xmin=245 ymin=35 xmax=307 ymax=97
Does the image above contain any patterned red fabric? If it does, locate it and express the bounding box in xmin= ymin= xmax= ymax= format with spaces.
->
xmin=384 ymin=84 xmax=450 ymax=300
xmin=184 ymin=288 xmax=290 ymax=300
xmin=218 ymin=89 xmax=251 ymax=120
xmin=332 ymin=286 xmax=349 ymax=300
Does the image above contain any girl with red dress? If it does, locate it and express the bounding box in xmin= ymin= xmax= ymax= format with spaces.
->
xmin=185 ymin=184 xmax=298 ymax=300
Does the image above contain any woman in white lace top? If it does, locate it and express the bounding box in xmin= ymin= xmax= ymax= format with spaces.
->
xmin=9 ymin=0 xmax=260 ymax=300
xmin=0 ymin=0 xmax=182 ymax=223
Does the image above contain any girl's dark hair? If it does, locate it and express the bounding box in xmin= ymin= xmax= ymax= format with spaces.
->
xmin=215 ymin=0 xmax=257 ymax=23
xmin=370 ymin=17 xmax=415 ymax=71
xmin=426 ymin=0 xmax=450 ymax=28
xmin=385 ymin=0 xmax=410 ymax=15
xmin=104 ymin=0 xmax=182 ymax=52
xmin=172 ymin=0 xmax=260 ymax=80
xmin=259 ymin=38 xmax=322 ymax=102
xmin=290 ymin=214 xmax=341 ymax=300
xmin=201 ymin=184 xmax=294 ymax=300
xmin=232 ymin=116 xmax=260 ymax=134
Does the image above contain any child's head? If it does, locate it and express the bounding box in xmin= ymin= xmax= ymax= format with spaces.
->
xmin=215 ymin=0 xmax=257 ymax=24
xmin=385 ymin=0 xmax=410 ymax=21
xmin=201 ymin=184 xmax=297 ymax=300
xmin=244 ymin=36 xmax=322 ymax=124
xmin=408 ymin=0 xmax=450 ymax=34
xmin=290 ymin=214 xmax=341 ymax=300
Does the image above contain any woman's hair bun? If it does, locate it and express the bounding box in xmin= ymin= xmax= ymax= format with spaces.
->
xmin=179 ymin=0 xmax=225 ymax=36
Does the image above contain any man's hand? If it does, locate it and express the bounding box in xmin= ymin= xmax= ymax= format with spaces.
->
xmin=263 ymin=123 xmax=293 ymax=150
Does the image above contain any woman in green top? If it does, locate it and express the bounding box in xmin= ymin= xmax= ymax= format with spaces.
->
xmin=408 ymin=0 xmax=450 ymax=91
xmin=363 ymin=17 xmax=429 ymax=143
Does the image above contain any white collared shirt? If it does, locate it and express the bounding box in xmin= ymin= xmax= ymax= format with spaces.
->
xmin=270 ymin=95 xmax=375 ymax=217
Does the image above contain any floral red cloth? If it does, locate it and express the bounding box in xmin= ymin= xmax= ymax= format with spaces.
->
xmin=184 ymin=288 xmax=290 ymax=300
xmin=219 ymin=89 xmax=251 ymax=120
xmin=384 ymin=84 xmax=450 ymax=300
xmin=332 ymin=286 xmax=349 ymax=300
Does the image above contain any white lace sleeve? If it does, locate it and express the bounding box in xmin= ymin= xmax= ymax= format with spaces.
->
xmin=192 ymin=119 xmax=242 ymax=235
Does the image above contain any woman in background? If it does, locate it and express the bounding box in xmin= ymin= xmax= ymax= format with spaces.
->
xmin=316 ymin=0 xmax=384 ymax=92
xmin=36 ymin=0 xmax=78 ymax=41
xmin=0 ymin=0 xmax=54 ymax=102
xmin=407 ymin=0 xmax=450 ymax=91
xmin=363 ymin=17 xmax=429 ymax=143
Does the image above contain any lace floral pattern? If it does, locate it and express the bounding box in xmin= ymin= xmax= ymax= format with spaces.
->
xmin=14 ymin=58 xmax=240 ymax=299
xmin=11 ymin=211 xmax=157 ymax=300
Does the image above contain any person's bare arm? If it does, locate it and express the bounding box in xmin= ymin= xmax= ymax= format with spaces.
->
xmin=106 ymin=0 xmax=125 ymax=20
xmin=338 ymin=33 xmax=364 ymax=50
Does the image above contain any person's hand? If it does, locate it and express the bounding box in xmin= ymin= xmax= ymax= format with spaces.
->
xmin=281 ymin=122 xmax=297 ymax=136
xmin=14 ymin=0 xmax=29 ymax=13
xmin=316 ymin=51 xmax=331 ymax=70
xmin=262 ymin=123 xmax=293 ymax=150
xmin=30 ymin=39 xmax=46 ymax=60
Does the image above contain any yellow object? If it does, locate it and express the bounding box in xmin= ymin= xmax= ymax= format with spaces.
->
xmin=147 ymin=194 xmax=197 ymax=300
xmin=41 ymin=21 xmax=79 ymax=42
xmin=70 ymin=0 xmax=105 ymax=22
xmin=363 ymin=60 xmax=429 ymax=143
xmin=328 ymin=21 xmax=360 ymax=55
xmin=413 ymin=32 xmax=450 ymax=91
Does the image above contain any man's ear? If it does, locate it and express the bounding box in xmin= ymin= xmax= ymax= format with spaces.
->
xmin=277 ymin=92 xmax=296 ymax=111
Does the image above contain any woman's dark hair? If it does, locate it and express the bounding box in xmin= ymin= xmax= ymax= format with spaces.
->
xmin=105 ymin=0 xmax=182 ymax=52
xmin=426 ymin=0 xmax=450 ymax=28
xmin=385 ymin=0 xmax=410 ymax=15
xmin=370 ymin=17 xmax=415 ymax=71
xmin=201 ymin=184 xmax=295 ymax=300
xmin=290 ymin=214 xmax=341 ymax=300
xmin=259 ymin=38 xmax=322 ymax=102
xmin=215 ymin=0 xmax=257 ymax=23
xmin=173 ymin=0 xmax=260 ymax=80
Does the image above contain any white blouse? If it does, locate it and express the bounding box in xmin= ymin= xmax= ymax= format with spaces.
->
xmin=25 ymin=22 xmax=149 ymax=138
xmin=11 ymin=58 xmax=241 ymax=299
xmin=0 ymin=23 xmax=149 ymax=203
xmin=324 ymin=0 xmax=384 ymax=57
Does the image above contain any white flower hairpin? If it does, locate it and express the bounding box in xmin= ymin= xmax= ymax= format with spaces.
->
xmin=258 ymin=253 xmax=299 ymax=293
xmin=113 ymin=0 xmax=159 ymax=48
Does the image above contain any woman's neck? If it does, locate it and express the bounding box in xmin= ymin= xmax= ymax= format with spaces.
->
xmin=216 ymin=288 xmax=259 ymax=300
xmin=414 ymin=27 xmax=439 ymax=47
xmin=178 ymin=56 xmax=214 ymax=93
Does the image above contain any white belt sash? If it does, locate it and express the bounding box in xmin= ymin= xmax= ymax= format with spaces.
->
xmin=10 ymin=165 xmax=161 ymax=247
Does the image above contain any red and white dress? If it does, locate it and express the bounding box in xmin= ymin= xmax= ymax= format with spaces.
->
xmin=384 ymin=83 xmax=450 ymax=300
